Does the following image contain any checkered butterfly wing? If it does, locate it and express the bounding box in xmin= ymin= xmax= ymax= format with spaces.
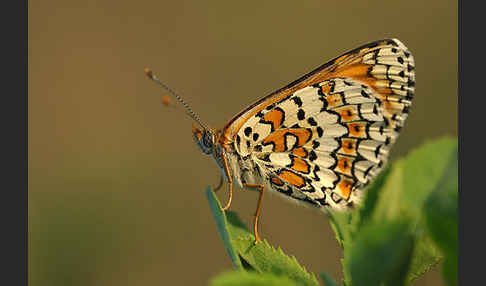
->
xmin=223 ymin=39 xmax=415 ymax=209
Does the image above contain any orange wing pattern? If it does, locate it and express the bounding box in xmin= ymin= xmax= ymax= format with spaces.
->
xmin=224 ymin=39 xmax=414 ymax=209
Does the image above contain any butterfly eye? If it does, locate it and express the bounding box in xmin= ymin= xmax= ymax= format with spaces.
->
xmin=203 ymin=131 xmax=213 ymax=148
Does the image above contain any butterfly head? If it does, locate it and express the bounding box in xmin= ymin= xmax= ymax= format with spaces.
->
xmin=192 ymin=124 xmax=215 ymax=155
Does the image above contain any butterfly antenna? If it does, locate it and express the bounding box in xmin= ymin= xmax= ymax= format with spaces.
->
xmin=144 ymin=68 xmax=209 ymax=130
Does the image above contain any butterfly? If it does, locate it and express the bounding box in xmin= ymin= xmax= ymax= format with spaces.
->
xmin=145 ymin=38 xmax=415 ymax=243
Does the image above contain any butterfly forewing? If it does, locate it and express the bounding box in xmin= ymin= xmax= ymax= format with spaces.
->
xmin=223 ymin=38 xmax=415 ymax=209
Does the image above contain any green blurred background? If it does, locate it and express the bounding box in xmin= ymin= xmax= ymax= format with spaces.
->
xmin=29 ymin=1 xmax=457 ymax=285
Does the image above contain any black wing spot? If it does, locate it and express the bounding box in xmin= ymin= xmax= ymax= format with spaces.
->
xmin=297 ymin=109 xmax=305 ymax=120
xmin=374 ymin=144 xmax=382 ymax=158
xmin=361 ymin=90 xmax=370 ymax=98
xmin=363 ymin=164 xmax=374 ymax=178
xmin=309 ymin=151 xmax=317 ymax=161
xmin=292 ymin=96 xmax=303 ymax=107
xmin=244 ymin=127 xmax=252 ymax=137
xmin=313 ymin=165 xmax=321 ymax=181
xmin=405 ymin=93 xmax=413 ymax=101
xmin=307 ymin=117 xmax=317 ymax=126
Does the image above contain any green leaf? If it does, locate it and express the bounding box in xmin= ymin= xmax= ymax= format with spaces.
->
xmin=402 ymin=137 xmax=458 ymax=221
xmin=209 ymin=271 xmax=297 ymax=286
xmin=231 ymin=238 xmax=319 ymax=286
xmin=206 ymin=187 xmax=243 ymax=269
xmin=351 ymin=166 xmax=391 ymax=236
xmin=206 ymin=188 xmax=320 ymax=286
xmin=225 ymin=211 xmax=253 ymax=240
xmin=366 ymin=137 xmax=456 ymax=283
xmin=404 ymin=138 xmax=457 ymax=283
xmin=424 ymin=150 xmax=458 ymax=286
xmin=406 ymin=233 xmax=442 ymax=284
xmin=343 ymin=220 xmax=414 ymax=286
xmin=370 ymin=159 xmax=407 ymax=222
xmin=327 ymin=210 xmax=352 ymax=249
xmin=320 ymin=272 xmax=339 ymax=286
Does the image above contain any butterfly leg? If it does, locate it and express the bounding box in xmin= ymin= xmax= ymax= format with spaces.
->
xmin=220 ymin=151 xmax=233 ymax=211
xmin=244 ymin=183 xmax=265 ymax=244
xmin=213 ymin=175 xmax=224 ymax=192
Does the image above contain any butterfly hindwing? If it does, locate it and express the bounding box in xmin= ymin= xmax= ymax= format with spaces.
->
xmin=226 ymin=38 xmax=415 ymax=209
